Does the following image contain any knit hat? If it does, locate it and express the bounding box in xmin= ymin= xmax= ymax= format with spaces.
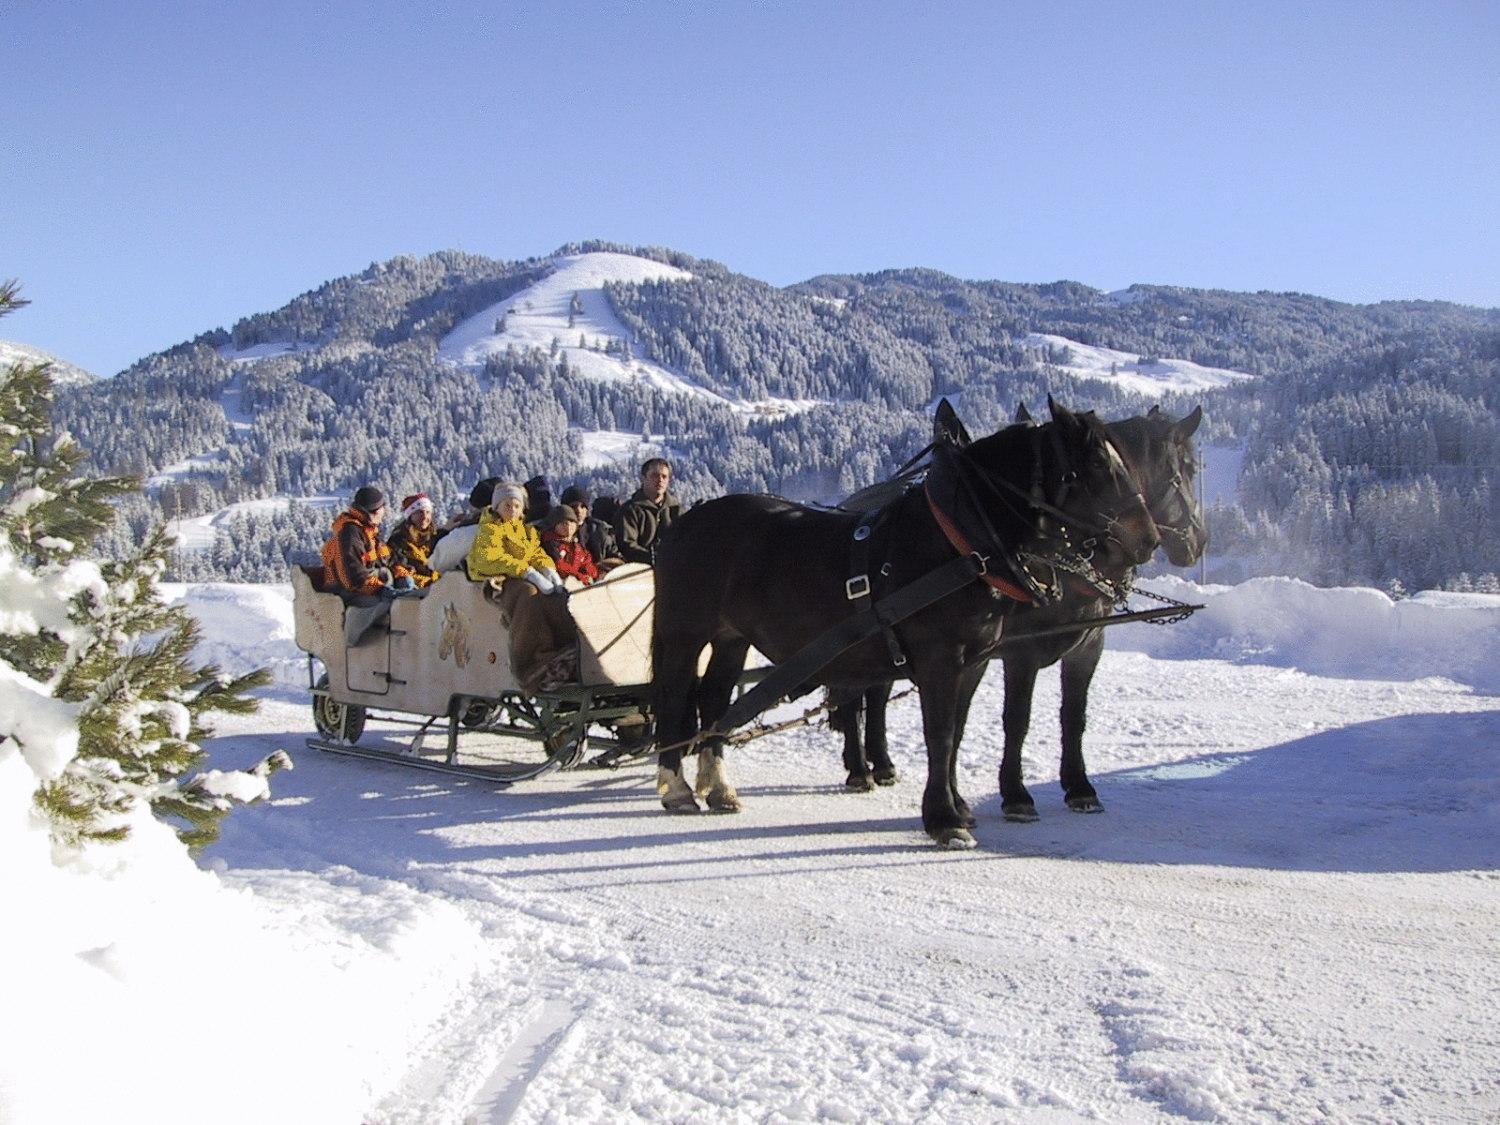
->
xmin=401 ymin=492 xmax=433 ymax=519
xmin=543 ymin=505 xmax=579 ymax=530
xmin=559 ymin=485 xmax=589 ymax=506
xmin=491 ymin=481 xmax=527 ymax=509
xmin=353 ymin=486 xmax=384 ymax=513
xmin=468 ymin=476 xmax=501 ymax=510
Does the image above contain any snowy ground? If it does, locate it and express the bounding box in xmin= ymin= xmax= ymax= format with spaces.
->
xmin=1022 ymin=333 xmax=1253 ymax=397
xmin=9 ymin=579 xmax=1499 ymax=1122
xmin=164 ymin=494 xmax=340 ymax=551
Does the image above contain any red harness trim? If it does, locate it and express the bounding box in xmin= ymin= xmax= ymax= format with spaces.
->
xmin=923 ymin=483 xmax=1034 ymax=603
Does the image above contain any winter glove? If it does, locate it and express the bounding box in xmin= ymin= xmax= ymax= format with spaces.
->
xmin=523 ymin=567 xmax=560 ymax=594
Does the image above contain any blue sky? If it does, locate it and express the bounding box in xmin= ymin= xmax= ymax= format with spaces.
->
xmin=4 ymin=0 xmax=1498 ymax=376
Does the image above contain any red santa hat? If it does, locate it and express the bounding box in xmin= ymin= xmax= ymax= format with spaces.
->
xmin=401 ymin=493 xmax=433 ymax=519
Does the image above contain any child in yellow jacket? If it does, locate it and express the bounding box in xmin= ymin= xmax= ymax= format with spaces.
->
xmin=467 ymin=482 xmax=574 ymax=690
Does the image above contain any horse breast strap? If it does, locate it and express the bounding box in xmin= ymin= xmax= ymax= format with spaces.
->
xmin=923 ymin=445 xmax=1035 ymax=604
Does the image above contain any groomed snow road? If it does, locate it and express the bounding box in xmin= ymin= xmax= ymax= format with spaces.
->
xmin=204 ymin=647 xmax=1500 ymax=1124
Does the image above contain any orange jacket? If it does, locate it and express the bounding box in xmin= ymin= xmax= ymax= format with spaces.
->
xmin=321 ymin=508 xmax=390 ymax=595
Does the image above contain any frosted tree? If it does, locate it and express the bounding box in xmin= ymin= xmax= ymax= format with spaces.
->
xmin=0 ymin=280 xmax=285 ymax=855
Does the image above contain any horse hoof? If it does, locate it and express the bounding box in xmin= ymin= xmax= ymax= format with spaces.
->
xmin=1003 ymin=803 xmax=1040 ymax=823
xmin=845 ymin=775 xmax=876 ymax=793
xmin=706 ymin=790 xmax=741 ymax=814
xmin=1066 ymin=796 xmax=1104 ymax=814
xmin=661 ymin=796 xmax=701 ymax=814
xmin=935 ymin=828 xmax=977 ymax=850
xmin=873 ymin=770 xmax=898 ymax=787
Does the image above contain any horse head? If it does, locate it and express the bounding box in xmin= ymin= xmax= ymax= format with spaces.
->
xmin=1111 ymin=405 xmax=1207 ymax=567
xmin=958 ymin=398 xmax=1159 ymax=580
xmin=1043 ymin=397 xmax=1161 ymax=570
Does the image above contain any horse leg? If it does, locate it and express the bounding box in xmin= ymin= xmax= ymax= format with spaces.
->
xmin=1059 ymin=636 xmax=1105 ymax=813
xmin=691 ymin=636 xmax=751 ymax=812
xmin=828 ymin=690 xmax=874 ymax=792
xmin=653 ymin=634 xmax=706 ymax=813
xmin=865 ymin=682 xmax=899 ymax=787
xmin=915 ymin=662 xmax=977 ymax=849
xmin=999 ymin=657 xmax=1041 ymax=822
xmin=947 ymin=663 xmax=987 ymax=828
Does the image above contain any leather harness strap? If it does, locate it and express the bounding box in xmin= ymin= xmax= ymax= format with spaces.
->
xmin=923 ymin=484 xmax=1034 ymax=603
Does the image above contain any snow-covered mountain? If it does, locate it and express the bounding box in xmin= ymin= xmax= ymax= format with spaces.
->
xmin=0 ymin=338 xmax=98 ymax=385
xmin=7 ymin=576 xmax=1497 ymax=1121
xmin=54 ymin=241 xmax=1500 ymax=590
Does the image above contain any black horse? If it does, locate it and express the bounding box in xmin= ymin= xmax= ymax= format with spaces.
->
xmin=833 ymin=404 xmax=1206 ymax=821
xmin=649 ymin=399 xmax=1160 ymax=847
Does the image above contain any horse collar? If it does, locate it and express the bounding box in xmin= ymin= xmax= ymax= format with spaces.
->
xmin=922 ymin=483 xmax=1034 ymax=603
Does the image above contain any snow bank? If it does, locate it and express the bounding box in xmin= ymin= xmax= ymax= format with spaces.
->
xmin=1116 ymin=576 xmax=1500 ymax=691
xmin=160 ymin=582 xmax=305 ymax=688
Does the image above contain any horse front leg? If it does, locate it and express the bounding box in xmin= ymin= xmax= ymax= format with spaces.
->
xmin=948 ymin=662 xmax=987 ymax=828
xmin=915 ymin=662 xmax=977 ymax=849
xmin=692 ymin=637 xmax=751 ymax=813
xmin=1059 ymin=634 xmax=1105 ymax=813
xmin=1000 ymin=656 xmax=1041 ymax=822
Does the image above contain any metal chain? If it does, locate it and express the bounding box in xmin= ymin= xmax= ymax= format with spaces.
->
xmin=1128 ymin=582 xmax=1200 ymax=625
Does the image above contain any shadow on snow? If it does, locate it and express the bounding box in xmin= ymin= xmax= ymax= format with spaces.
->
xmin=199 ymin=708 xmax=1499 ymax=882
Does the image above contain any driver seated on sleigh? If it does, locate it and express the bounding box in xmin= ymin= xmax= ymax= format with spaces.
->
xmin=466 ymin=481 xmax=579 ymax=693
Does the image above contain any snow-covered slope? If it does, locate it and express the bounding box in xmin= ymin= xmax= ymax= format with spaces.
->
xmin=9 ymin=577 xmax=1497 ymax=1121
xmin=165 ymin=496 xmax=339 ymax=551
xmin=441 ymin=252 xmax=822 ymax=420
xmin=1023 ymin=331 xmax=1253 ymax=396
xmin=0 ymin=338 xmax=99 ymax=385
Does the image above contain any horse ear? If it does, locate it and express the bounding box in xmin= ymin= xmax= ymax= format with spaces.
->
xmin=1176 ymin=405 xmax=1204 ymax=439
xmin=1014 ymin=401 xmax=1033 ymax=424
xmin=933 ymin=398 xmax=973 ymax=447
xmin=1148 ymin=405 xmax=1161 ymax=417
xmin=1047 ymin=396 xmax=1080 ymax=429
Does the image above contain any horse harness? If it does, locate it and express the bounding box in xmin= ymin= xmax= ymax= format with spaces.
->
xmin=703 ymin=426 xmax=1151 ymax=743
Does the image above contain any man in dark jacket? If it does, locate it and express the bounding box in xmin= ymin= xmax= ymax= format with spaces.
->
xmin=616 ymin=458 xmax=681 ymax=564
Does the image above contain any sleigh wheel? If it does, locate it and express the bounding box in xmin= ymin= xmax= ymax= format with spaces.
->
xmin=312 ymin=673 xmax=367 ymax=744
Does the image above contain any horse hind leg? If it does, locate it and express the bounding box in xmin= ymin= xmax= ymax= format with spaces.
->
xmin=691 ymin=636 xmax=751 ymax=813
xmin=864 ymin=682 xmax=899 ymax=787
xmin=828 ymin=690 xmax=875 ymax=792
xmin=653 ymin=633 xmax=707 ymax=814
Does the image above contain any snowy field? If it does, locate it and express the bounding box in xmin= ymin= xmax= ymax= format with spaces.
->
xmin=1022 ymin=333 xmax=1253 ymax=397
xmin=6 ymin=579 xmax=1500 ymax=1123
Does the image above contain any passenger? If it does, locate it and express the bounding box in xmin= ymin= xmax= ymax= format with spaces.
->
xmin=523 ymin=474 xmax=552 ymax=524
xmin=616 ymin=457 xmax=681 ymax=564
xmin=387 ymin=492 xmax=439 ymax=589
xmin=321 ymin=486 xmax=396 ymax=601
xmin=468 ymin=482 xmax=577 ymax=692
xmin=559 ymin=486 xmax=625 ymax=572
xmin=439 ymin=476 xmax=500 ymax=535
xmin=540 ymin=505 xmax=601 ymax=586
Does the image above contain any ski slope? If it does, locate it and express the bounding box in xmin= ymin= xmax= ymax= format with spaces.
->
xmin=1023 ymin=332 xmax=1253 ymax=396
xmin=6 ymin=579 xmax=1499 ymax=1122
xmin=440 ymin=252 xmax=824 ymax=420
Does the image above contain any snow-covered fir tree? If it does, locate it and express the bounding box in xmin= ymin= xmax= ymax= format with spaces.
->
xmin=0 ymin=280 xmax=285 ymax=855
